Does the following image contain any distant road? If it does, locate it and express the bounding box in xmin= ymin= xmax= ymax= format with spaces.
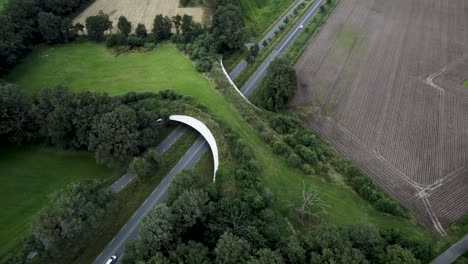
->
xmin=431 ymin=235 xmax=468 ymax=264
xmin=241 ymin=0 xmax=325 ymax=97
xmin=94 ymin=136 xmax=208 ymax=264
xmin=229 ymin=0 xmax=307 ymax=79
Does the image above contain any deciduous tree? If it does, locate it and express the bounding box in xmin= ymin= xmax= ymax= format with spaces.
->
xmin=89 ymin=105 xmax=140 ymax=167
xmin=152 ymin=14 xmax=172 ymax=42
xmin=135 ymin=23 xmax=147 ymax=38
xmin=212 ymin=4 xmax=246 ymax=50
xmin=117 ymin=16 xmax=132 ymax=36
xmin=258 ymin=58 xmax=297 ymax=111
xmin=0 ymin=82 xmax=35 ymax=144
xmin=85 ymin=11 xmax=112 ymax=41
xmin=139 ymin=204 xmax=174 ymax=254
xmin=214 ymin=233 xmax=252 ymax=264
xmin=38 ymin=12 xmax=62 ymax=43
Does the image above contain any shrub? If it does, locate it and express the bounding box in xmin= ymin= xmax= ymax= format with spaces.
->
xmin=287 ymin=153 xmax=302 ymax=168
xmin=196 ymin=58 xmax=212 ymax=72
xmin=106 ymin=33 xmax=127 ymax=47
xmin=272 ymin=141 xmax=288 ymax=155
xmin=302 ymin=164 xmax=315 ymax=175
xmin=144 ymin=42 xmax=156 ymax=51
xmin=127 ymin=36 xmax=145 ymax=47
xmin=375 ymin=198 xmax=407 ymax=217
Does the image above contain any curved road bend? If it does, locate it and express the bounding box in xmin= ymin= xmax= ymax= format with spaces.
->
xmin=94 ymin=136 xmax=208 ymax=264
xmin=229 ymin=0 xmax=308 ymax=79
xmin=241 ymin=0 xmax=325 ymax=97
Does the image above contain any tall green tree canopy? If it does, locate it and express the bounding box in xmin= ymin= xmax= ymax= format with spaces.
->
xmin=89 ymin=105 xmax=140 ymax=167
xmin=258 ymin=58 xmax=297 ymax=111
xmin=85 ymin=11 xmax=112 ymax=41
xmin=212 ymin=4 xmax=246 ymax=51
xmin=117 ymin=16 xmax=132 ymax=36
xmin=38 ymin=12 xmax=62 ymax=43
xmin=30 ymin=180 xmax=112 ymax=258
xmin=214 ymin=233 xmax=252 ymax=264
xmin=153 ymin=14 xmax=172 ymax=42
xmin=0 ymin=82 xmax=35 ymax=144
xmin=135 ymin=23 xmax=147 ymax=38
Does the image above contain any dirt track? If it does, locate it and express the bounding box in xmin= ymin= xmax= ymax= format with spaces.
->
xmin=291 ymin=0 xmax=468 ymax=232
xmin=74 ymin=0 xmax=207 ymax=32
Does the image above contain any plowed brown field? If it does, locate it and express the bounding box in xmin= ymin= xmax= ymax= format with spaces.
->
xmin=291 ymin=0 xmax=468 ymax=233
xmin=74 ymin=0 xmax=208 ymax=32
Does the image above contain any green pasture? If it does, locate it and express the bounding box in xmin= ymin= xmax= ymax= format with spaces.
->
xmin=0 ymin=146 xmax=116 ymax=255
xmin=7 ymin=42 xmax=450 ymax=251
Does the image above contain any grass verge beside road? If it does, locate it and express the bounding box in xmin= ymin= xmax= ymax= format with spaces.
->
xmin=233 ymin=0 xmax=317 ymax=88
xmin=241 ymin=0 xmax=295 ymax=36
xmin=0 ymin=146 xmax=117 ymax=255
xmin=283 ymin=0 xmax=338 ymax=61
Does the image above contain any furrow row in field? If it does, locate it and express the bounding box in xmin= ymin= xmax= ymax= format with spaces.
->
xmin=292 ymin=0 xmax=468 ymax=227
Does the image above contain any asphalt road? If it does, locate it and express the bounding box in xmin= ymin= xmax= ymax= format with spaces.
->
xmin=154 ymin=125 xmax=188 ymax=155
xmin=431 ymin=235 xmax=468 ymax=264
xmin=95 ymin=136 xmax=208 ymax=264
xmin=241 ymin=0 xmax=325 ymax=97
xmin=97 ymin=1 xmax=326 ymax=262
xmin=109 ymin=125 xmax=187 ymax=193
xmin=229 ymin=0 xmax=308 ymax=79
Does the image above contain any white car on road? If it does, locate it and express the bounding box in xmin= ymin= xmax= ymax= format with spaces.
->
xmin=105 ymin=255 xmax=118 ymax=264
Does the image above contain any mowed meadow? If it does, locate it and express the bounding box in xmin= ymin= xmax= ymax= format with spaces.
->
xmin=6 ymin=42 xmax=448 ymax=249
xmin=0 ymin=146 xmax=116 ymax=254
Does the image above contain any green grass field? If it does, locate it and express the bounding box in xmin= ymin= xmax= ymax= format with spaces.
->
xmin=0 ymin=0 xmax=6 ymax=10
xmin=464 ymin=79 xmax=468 ymax=87
xmin=241 ymin=0 xmax=295 ymax=35
xmin=0 ymin=146 xmax=116 ymax=255
xmin=7 ymin=43 xmax=452 ymax=252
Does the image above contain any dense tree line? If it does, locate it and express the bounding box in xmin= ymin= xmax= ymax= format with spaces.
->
xmin=28 ymin=180 xmax=113 ymax=261
xmin=259 ymin=112 xmax=409 ymax=218
xmin=335 ymin=160 xmax=409 ymax=218
xmin=0 ymin=0 xmax=246 ymax=77
xmin=1 ymin=180 xmax=114 ymax=263
xmin=0 ymin=82 xmax=165 ymax=168
xmin=102 ymin=0 xmax=245 ymax=72
xmin=120 ymin=126 xmax=432 ymax=264
xmin=0 ymin=0 xmax=88 ymax=76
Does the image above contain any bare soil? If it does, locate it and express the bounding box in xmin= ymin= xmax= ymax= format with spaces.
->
xmin=74 ymin=0 xmax=208 ymax=32
xmin=291 ymin=0 xmax=468 ymax=233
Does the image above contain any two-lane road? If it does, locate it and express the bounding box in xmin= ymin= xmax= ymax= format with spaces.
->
xmin=96 ymin=0 xmax=327 ymax=262
xmin=94 ymin=136 xmax=208 ymax=264
xmin=241 ymin=0 xmax=325 ymax=97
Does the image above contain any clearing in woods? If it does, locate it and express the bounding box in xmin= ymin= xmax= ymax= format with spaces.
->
xmin=291 ymin=0 xmax=468 ymax=234
xmin=74 ymin=0 xmax=208 ymax=31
